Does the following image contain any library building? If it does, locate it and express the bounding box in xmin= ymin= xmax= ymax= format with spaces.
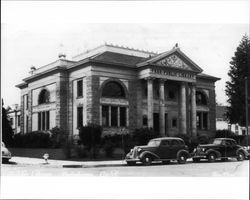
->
xmin=16 ymin=43 xmax=220 ymax=137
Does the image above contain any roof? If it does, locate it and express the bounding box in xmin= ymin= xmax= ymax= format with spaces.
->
xmin=90 ymin=51 xmax=147 ymax=67
xmin=136 ymin=47 xmax=203 ymax=73
xmin=197 ymin=73 xmax=221 ymax=81
xmin=152 ymin=137 xmax=184 ymax=141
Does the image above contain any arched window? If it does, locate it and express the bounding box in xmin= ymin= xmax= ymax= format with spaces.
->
xmin=38 ymin=89 xmax=50 ymax=104
xmin=196 ymin=91 xmax=207 ymax=105
xmin=102 ymin=81 xmax=125 ymax=98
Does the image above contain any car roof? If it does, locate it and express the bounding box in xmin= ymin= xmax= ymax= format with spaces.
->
xmin=214 ymin=138 xmax=236 ymax=141
xmin=151 ymin=137 xmax=184 ymax=141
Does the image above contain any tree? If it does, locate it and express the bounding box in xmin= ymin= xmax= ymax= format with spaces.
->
xmin=225 ymin=35 xmax=250 ymax=126
xmin=2 ymin=99 xmax=14 ymax=145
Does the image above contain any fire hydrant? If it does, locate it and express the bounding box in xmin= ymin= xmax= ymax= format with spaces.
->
xmin=43 ymin=153 xmax=49 ymax=164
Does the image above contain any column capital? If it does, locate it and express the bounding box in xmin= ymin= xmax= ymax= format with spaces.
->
xmin=159 ymin=78 xmax=167 ymax=84
xmin=144 ymin=77 xmax=155 ymax=81
xmin=190 ymin=82 xmax=197 ymax=87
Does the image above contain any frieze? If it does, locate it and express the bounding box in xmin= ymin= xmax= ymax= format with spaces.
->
xmin=151 ymin=68 xmax=195 ymax=80
xmin=157 ymin=54 xmax=190 ymax=69
xmin=100 ymin=98 xmax=129 ymax=105
xmin=32 ymin=102 xmax=56 ymax=112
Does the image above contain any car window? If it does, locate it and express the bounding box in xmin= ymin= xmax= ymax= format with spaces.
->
xmin=148 ymin=140 xmax=161 ymax=146
xmin=161 ymin=140 xmax=170 ymax=146
xmin=230 ymin=140 xmax=237 ymax=146
xmin=171 ymin=140 xmax=180 ymax=146
xmin=213 ymin=139 xmax=222 ymax=145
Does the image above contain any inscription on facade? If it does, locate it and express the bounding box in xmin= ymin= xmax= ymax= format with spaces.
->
xmin=151 ymin=68 xmax=195 ymax=80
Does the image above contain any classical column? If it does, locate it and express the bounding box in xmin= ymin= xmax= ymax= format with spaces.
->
xmin=108 ymin=106 xmax=111 ymax=127
xmin=180 ymin=82 xmax=187 ymax=134
xmin=190 ymin=84 xmax=197 ymax=136
xmin=159 ymin=79 xmax=165 ymax=136
xmin=147 ymin=78 xmax=154 ymax=128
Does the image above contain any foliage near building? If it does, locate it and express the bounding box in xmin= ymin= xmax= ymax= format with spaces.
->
xmin=2 ymin=100 xmax=14 ymax=146
xmin=226 ymin=35 xmax=250 ymax=126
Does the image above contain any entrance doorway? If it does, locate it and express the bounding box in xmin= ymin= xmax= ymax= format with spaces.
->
xmin=153 ymin=113 xmax=159 ymax=133
xmin=165 ymin=113 xmax=168 ymax=136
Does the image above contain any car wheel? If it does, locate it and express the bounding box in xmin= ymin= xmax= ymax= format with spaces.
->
xmin=126 ymin=161 xmax=136 ymax=166
xmin=177 ymin=154 xmax=187 ymax=164
xmin=208 ymin=153 xmax=216 ymax=162
xmin=142 ymin=155 xmax=152 ymax=166
xmin=192 ymin=158 xmax=200 ymax=163
xmin=236 ymin=151 xmax=244 ymax=161
xmin=2 ymin=158 xmax=9 ymax=164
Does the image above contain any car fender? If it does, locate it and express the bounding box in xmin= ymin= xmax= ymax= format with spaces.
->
xmin=177 ymin=149 xmax=190 ymax=158
xmin=139 ymin=151 xmax=160 ymax=160
xmin=205 ymin=149 xmax=221 ymax=158
xmin=236 ymin=148 xmax=247 ymax=157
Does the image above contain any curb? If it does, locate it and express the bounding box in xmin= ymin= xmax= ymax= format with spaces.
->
xmin=62 ymin=163 xmax=126 ymax=168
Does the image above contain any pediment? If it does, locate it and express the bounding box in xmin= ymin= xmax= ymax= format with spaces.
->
xmin=156 ymin=54 xmax=192 ymax=70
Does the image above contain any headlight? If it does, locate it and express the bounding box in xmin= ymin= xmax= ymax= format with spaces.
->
xmin=137 ymin=147 xmax=142 ymax=152
xmin=201 ymin=148 xmax=206 ymax=152
xmin=193 ymin=148 xmax=197 ymax=153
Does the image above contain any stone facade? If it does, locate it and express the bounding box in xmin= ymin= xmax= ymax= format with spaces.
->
xmin=16 ymin=44 xmax=220 ymax=138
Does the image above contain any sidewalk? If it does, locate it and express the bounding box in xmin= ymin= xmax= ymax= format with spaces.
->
xmin=8 ymin=156 xmax=126 ymax=168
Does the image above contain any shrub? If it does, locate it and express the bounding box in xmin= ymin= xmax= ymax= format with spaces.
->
xmin=49 ymin=127 xmax=64 ymax=148
xmin=215 ymin=129 xmax=235 ymax=138
xmin=78 ymin=124 xmax=102 ymax=158
xmin=197 ymin=134 xmax=212 ymax=144
xmin=132 ymin=128 xmax=158 ymax=146
xmin=12 ymin=131 xmax=50 ymax=148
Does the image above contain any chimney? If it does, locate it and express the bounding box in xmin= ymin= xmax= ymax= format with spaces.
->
xmin=29 ymin=66 xmax=36 ymax=75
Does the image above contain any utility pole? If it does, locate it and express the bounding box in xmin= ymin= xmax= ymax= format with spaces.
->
xmin=245 ymin=77 xmax=248 ymax=136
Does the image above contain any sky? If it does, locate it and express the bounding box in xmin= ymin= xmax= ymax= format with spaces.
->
xmin=1 ymin=1 xmax=249 ymax=108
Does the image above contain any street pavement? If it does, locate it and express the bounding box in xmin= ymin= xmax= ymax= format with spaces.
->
xmin=1 ymin=156 xmax=249 ymax=176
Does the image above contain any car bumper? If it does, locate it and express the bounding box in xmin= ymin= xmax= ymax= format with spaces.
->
xmin=192 ymin=152 xmax=207 ymax=159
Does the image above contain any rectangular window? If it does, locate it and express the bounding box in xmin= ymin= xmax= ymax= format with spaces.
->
xmin=77 ymin=107 xmax=83 ymax=128
xmin=17 ymin=115 xmax=21 ymax=126
xmin=203 ymin=112 xmax=208 ymax=130
xmin=10 ymin=118 xmax=13 ymax=126
xmin=172 ymin=118 xmax=177 ymax=128
xmin=42 ymin=112 xmax=46 ymax=130
xmin=111 ymin=106 xmax=118 ymax=127
xmin=197 ymin=112 xmax=208 ymax=130
xmin=77 ymin=80 xmax=83 ymax=97
xmin=26 ymin=95 xmax=29 ymax=109
xmin=197 ymin=112 xmax=202 ymax=129
xmin=120 ymin=107 xmax=126 ymax=127
xmin=26 ymin=116 xmax=29 ymax=133
xmin=46 ymin=111 xmax=50 ymax=130
xmin=38 ymin=111 xmax=50 ymax=131
xmin=102 ymin=106 xmax=109 ymax=126
xmin=38 ymin=113 xmax=41 ymax=130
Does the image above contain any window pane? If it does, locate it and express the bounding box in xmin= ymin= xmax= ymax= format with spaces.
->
xmin=203 ymin=112 xmax=208 ymax=129
xmin=197 ymin=112 xmax=202 ymax=129
xmin=102 ymin=106 xmax=109 ymax=126
xmin=77 ymin=80 xmax=83 ymax=97
xmin=143 ymin=115 xmax=148 ymax=126
xmin=38 ymin=113 xmax=41 ymax=130
xmin=120 ymin=107 xmax=126 ymax=127
xmin=102 ymin=81 xmax=125 ymax=98
xmin=77 ymin=107 xmax=83 ymax=128
xmin=111 ymin=106 xmax=118 ymax=126
xmin=17 ymin=115 xmax=20 ymax=126
xmin=42 ymin=112 xmax=46 ymax=130
xmin=172 ymin=118 xmax=177 ymax=128
xmin=46 ymin=111 xmax=50 ymax=130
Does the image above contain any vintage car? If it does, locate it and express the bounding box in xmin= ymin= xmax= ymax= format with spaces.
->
xmin=192 ymin=138 xmax=249 ymax=162
xmin=125 ymin=137 xmax=190 ymax=166
xmin=2 ymin=142 xmax=12 ymax=163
